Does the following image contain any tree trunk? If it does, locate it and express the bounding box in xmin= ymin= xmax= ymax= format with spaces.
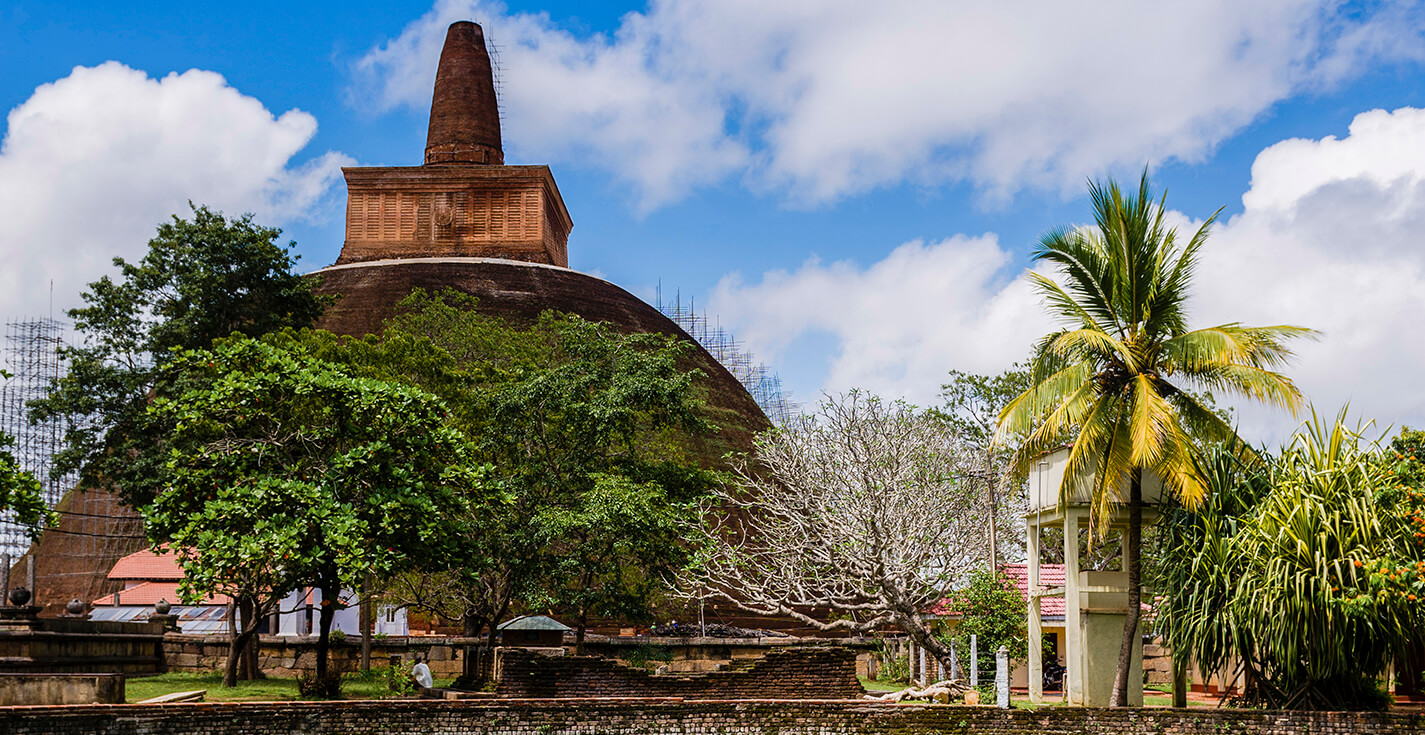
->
xmin=315 ymin=580 xmax=339 ymax=684
xmin=895 ymin=612 xmax=952 ymax=677
xmin=223 ymin=601 xmax=241 ymax=688
xmin=1110 ymin=468 xmax=1143 ymax=707
xmin=238 ymin=596 xmax=264 ymax=680
xmin=456 ymin=612 xmax=486 ymax=688
xmin=575 ymin=610 xmax=588 ymax=656
xmin=359 ymin=578 xmax=371 ymax=674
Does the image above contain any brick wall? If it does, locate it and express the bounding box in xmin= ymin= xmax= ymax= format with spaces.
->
xmin=0 ymin=699 xmax=1421 ymax=735
xmin=495 ymin=646 xmax=864 ymax=699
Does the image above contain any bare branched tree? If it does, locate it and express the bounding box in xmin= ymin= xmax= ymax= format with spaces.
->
xmin=680 ymin=391 xmax=988 ymax=669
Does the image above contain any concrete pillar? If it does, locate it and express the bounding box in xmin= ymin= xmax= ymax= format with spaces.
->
xmin=908 ymin=639 xmax=917 ymax=684
xmin=996 ymin=644 xmax=1010 ymax=708
xmin=950 ymin=639 xmax=958 ymax=680
xmin=1027 ymin=519 xmax=1042 ymax=703
xmin=971 ymin=634 xmax=979 ymax=688
xmin=1064 ymin=511 xmax=1082 ymax=705
xmin=919 ymin=646 xmax=927 ymax=686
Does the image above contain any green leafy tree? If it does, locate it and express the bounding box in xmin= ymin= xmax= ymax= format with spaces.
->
xmin=280 ymin=289 xmax=719 ymax=660
xmin=142 ymin=338 xmax=480 ymax=689
xmin=31 ymin=204 xmax=328 ymax=503
xmin=997 ymin=171 xmax=1313 ymax=706
xmin=941 ymin=569 xmax=1028 ymax=683
xmin=1154 ymin=413 xmax=1422 ymax=709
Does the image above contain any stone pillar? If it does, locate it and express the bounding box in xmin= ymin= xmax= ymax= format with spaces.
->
xmin=996 ymin=644 xmax=1010 ymax=708
xmin=950 ymin=640 xmax=958 ymax=680
xmin=1064 ymin=510 xmax=1082 ymax=705
xmin=907 ymin=639 xmax=917 ymax=685
xmin=971 ymin=634 xmax=979 ymax=688
xmin=919 ymin=646 xmax=927 ymax=687
xmin=1027 ymin=520 xmax=1042 ymax=703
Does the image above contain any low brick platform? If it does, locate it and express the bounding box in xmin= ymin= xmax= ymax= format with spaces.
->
xmin=0 ymin=699 xmax=1422 ymax=735
xmin=495 ymin=645 xmax=863 ymax=699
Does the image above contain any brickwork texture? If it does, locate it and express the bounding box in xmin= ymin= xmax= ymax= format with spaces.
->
xmin=0 ymin=699 xmax=1422 ymax=735
xmin=495 ymin=645 xmax=863 ymax=699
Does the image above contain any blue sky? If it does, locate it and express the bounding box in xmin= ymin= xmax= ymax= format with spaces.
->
xmin=3 ymin=0 xmax=1425 ymax=442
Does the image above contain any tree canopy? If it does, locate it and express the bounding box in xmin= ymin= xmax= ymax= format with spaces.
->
xmin=141 ymin=337 xmax=480 ymax=686
xmin=683 ymin=391 xmax=985 ymax=670
xmin=31 ymin=204 xmax=328 ymax=502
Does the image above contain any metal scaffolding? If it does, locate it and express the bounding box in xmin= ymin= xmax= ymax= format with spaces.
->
xmin=0 ymin=319 xmax=144 ymax=606
xmin=0 ymin=319 xmax=74 ymax=557
xmin=655 ymin=288 xmax=800 ymax=426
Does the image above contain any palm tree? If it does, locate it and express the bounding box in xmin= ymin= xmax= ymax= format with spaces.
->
xmin=996 ymin=170 xmax=1314 ymax=706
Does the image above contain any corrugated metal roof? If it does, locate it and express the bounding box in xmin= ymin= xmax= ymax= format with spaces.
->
xmin=497 ymin=614 xmax=571 ymax=632
xmin=92 ymin=580 xmax=228 ymax=607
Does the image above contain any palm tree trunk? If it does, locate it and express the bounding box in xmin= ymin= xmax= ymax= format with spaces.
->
xmin=1111 ymin=468 xmax=1143 ymax=707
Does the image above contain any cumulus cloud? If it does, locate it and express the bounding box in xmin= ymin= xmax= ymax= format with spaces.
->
xmin=0 ymin=62 xmax=351 ymax=326
xmin=353 ymin=0 xmax=1424 ymax=209
xmin=712 ymin=106 xmax=1425 ymax=442
xmin=708 ymin=236 xmax=1053 ymax=403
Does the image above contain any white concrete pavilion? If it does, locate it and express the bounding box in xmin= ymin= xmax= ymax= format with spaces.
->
xmin=1025 ymin=446 xmax=1163 ymax=706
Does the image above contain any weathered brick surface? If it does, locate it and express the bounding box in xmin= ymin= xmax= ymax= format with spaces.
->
xmin=0 ymin=699 xmax=1421 ymax=735
xmin=495 ymin=645 xmax=864 ymax=699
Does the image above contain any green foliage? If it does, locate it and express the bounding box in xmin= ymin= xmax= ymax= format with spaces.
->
xmin=874 ymin=637 xmax=910 ymax=683
xmin=289 ymin=289 xmax=720 ymax=641
xmin=31 ymin=204 xmax=328 ymax=504
xmin=623 ymin=644 xmax=674 ymax=669
xmin=942 ymin=569 xmax=1028 ymax=678
xmin=143 ymin=337 xmax=477 ymax=600
xmin=1153 ymin=412 xmax=1421 ymax=709
xmin=139 ymin=337 xmax=483 ymax=690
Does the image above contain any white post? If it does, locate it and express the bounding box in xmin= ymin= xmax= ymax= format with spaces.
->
xmin=908 ymin=639 xmax=917 ymax=685
xmin=970 ymin=634 xmax=979 ymax=687
xmin=919 ymin=646 xmax=927 ymax=687
xmin=996 ymin=644 xmax=1010 ymax=708
xmin=937 ymin=658 xmax=944 ymax=683
xmin=950 ymin=639 xmax=958 ymax=680
xmin=1064 ymin=510 xmax=1082 ymax=705
xmin=1028 ymin=519 xmax=1042 ymax=704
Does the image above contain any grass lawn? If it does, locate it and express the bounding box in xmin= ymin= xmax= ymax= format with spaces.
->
xmin=125 ymin=671 xmax=456 ymax=703
xmin=859 ymin=676 xmax=906 ymax=693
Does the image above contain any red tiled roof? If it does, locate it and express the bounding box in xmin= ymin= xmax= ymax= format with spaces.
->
xmin=1002 ymin=563 xmax=1066 ymax=617
xmin=107 ymin=546 xmax=184 ymax=581
xmin=92 ymin=581 xmax=228 ymax=607
xmin=931 ymin=563 xmax=1066 ymax=618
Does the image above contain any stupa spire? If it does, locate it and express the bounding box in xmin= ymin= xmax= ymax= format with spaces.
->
xmin=425 ymin=21 xmax=504 ymax=166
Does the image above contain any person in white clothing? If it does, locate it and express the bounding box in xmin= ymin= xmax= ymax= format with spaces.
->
xmin=411 ymin=654 xmax=434 ymax=689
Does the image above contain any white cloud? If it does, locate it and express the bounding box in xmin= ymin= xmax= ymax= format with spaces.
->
xmin=712 ymin=106 xmax=1425 ymax=443
xmin=708 ymin=236 xmax=1053 ymax=404
xmin=1192 ymin=107 xmax=1425 ymax=441
xmin=354 ymin=0 xmax=1424 ymax=209
xmin=0 ymin=62 xmax=351 ymax=327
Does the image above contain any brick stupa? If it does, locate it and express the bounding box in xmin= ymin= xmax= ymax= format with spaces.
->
xmin=310 ymin=20 xmax=767 ymax=454
xmin=16 ymin=21 xmax=768 ymax=616
xmin=336 ymin=21 xmax=572 ymax=267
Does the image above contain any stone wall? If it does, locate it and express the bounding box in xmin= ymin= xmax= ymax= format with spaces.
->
xmin=584 ymin=635 xmax=879 ymax=676
xmin=0 ymin=674 xmax=124 ymax=705
xmin=161 ymin=634 xmax=467 ymax=679
xmin=0 ymin=699 xmax=1422 ymax=735
xmin=495 ymin=646 xmax=864 ymax=699
xmin=0 ymin=619 xmax=164 ymax=676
